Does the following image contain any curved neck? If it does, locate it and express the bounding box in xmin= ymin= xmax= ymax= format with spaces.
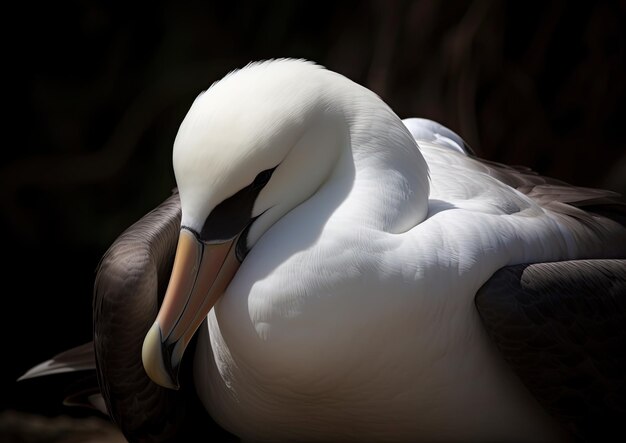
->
xmin=330 ymin=86 xmax=430 ymax=234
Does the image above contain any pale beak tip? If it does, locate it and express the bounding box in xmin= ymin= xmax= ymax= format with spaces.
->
xmin=142 ymin=322 xmax=180 ymax=390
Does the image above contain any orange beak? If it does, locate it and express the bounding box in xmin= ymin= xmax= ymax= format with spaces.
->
xmin=142 ymin=228 xmax=241 ymax=389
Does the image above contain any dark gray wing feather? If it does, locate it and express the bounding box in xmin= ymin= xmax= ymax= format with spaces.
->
xmin=472 ymin=157 xmax=626 ymax=227
xmin=93 ymin=191 xmax=236 ymax=442
xmin=19 ymin=342 xmax=95 ymax=380
xmin=476 ymin=259 xmax=626 ymax=441
xmin=18 ymin=342 xmax=105 ymax=413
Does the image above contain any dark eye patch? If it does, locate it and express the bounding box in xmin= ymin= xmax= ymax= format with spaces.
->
xmin=197 ymin=167 xmax=277 ymax=243
xmin=252 ymin=168 xmax=274 ymax=189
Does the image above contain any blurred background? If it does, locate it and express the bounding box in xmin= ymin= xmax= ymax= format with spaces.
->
xmin=2 ymin=1 xmax=625 ymax=441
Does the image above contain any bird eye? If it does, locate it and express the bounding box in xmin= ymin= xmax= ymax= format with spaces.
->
xmin=252 ymin=167 xmax=276 ymax=189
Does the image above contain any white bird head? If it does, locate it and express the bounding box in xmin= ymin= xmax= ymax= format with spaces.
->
xmin=173 ymin=59 xmax=346 ymax=250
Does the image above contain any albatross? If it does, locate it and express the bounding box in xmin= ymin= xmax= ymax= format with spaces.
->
xmin=21 ymin=59 xmax=626 ymax=442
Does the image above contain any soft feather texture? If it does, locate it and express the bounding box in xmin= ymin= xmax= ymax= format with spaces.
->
xmin=476 ymin=260 xmax=626 ymax=441
xmin=92 ymin=192 xmax=236 ymax=442
xmin=181 ymin=60 xmax=626 ymax=441
xmin=19 ymin=59 xmax=626 ymax=442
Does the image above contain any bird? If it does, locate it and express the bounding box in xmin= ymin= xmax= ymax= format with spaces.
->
xmin=20 ymin=59 xmax=626 ymax=442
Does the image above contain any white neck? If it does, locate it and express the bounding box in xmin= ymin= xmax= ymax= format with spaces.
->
xmin=247 ymin=75 xmax=430 ymax=246
xmin=325 ymin=84 xmax=430 ymax=234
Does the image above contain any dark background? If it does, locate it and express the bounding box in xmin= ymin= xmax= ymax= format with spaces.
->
xmin=2 ymin=0 xmax=625 ymax=432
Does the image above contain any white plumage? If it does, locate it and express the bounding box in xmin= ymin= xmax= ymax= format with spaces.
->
xmin=162 ymin=59 xmax=626 ymax=441
xmin=18 ymin=58 xmax=626 ymax=442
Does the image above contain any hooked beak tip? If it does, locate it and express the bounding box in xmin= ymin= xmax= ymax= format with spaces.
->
xmin=142 ymin=322 xmax=180 ymax=390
